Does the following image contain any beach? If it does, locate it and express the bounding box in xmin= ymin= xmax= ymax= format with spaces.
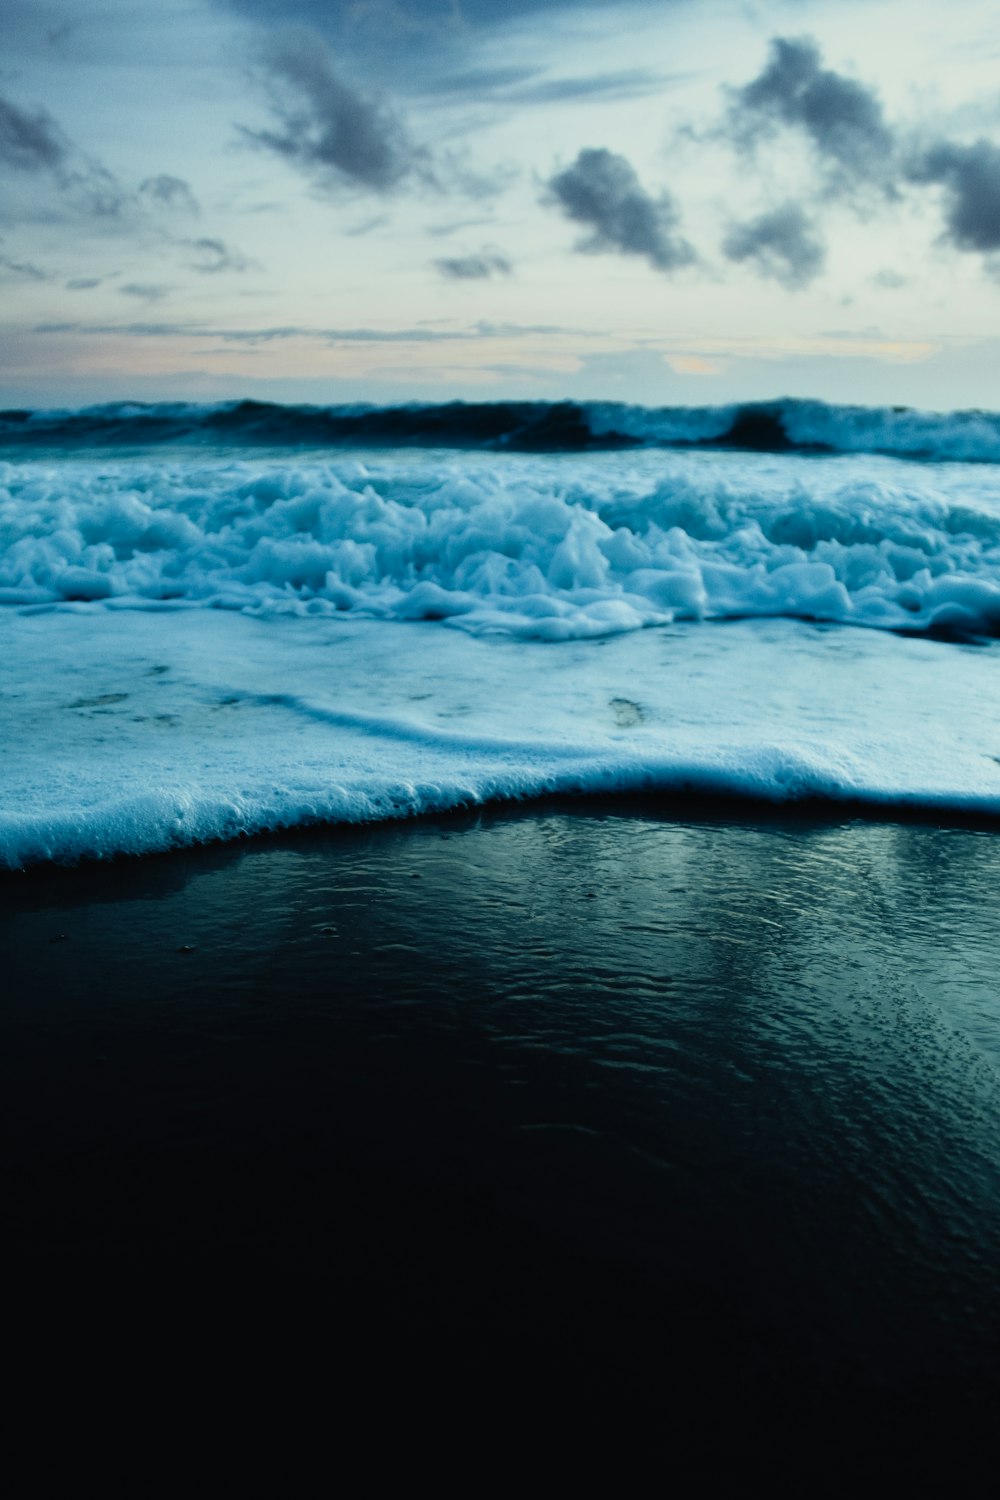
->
xmin=5 ymin=801 xmax=999 ymax=1474
xmin=3 ymin=402 xmax=999 ymax=1476
xmin=7 ymin=0 xmax=1000 ymax=1471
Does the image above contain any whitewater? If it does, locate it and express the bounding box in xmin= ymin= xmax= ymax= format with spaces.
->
xmin=2 ymin=397 xmax=999 ymax=868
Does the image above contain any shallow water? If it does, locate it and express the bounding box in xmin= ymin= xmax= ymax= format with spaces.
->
xmin=5 ymin=805 xmax=999 ymax=1469
xmin=4 ymin=609 xmax=999 ymax=867
xmin=4 ymin=419 xmax=1000 ymax=869
xmin=5 ymin=400 xmax=1000 ymax=1472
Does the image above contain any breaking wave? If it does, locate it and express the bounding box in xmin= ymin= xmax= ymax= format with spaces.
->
xmin=3 ymin=445 xmax=999 ymax=638
xmin=2 ymin=396 xmax=1000 ymax=462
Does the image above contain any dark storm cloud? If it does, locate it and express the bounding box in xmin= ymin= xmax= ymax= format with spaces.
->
xmin=183 ymin=237 xmax=252 ymax=273
xmin=0 ymin=93 xmax=69 ymax=172
xmin=728 ymin=36 xmax=896 ymax=194
xmin=139 ymin=175 xmax=200 ymax=214
xmin=907 ymin=139 xmax=1000 ymax=252
xmin=433 ymin=251 xmax=511 ymax=279
xmin=244 ymin=26 xmax=425 ymax=192
xmin=546 ymin=148 xmax=695 ymax=272
xmin=722 ymin=202 xmax=825 ymax=289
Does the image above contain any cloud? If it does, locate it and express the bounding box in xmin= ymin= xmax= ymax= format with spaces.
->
xmin=225 ymin=1 xmax=643 ymax=34
xmin=183 ymin=236 xmax=252 ymax=273
xmin=65 ymin=165 xmax=130 ymax=220
xmin=1 ymin=95 xmax=239 ymax=269
xmin=421 ymin=64 xmax=676 ymax=108
xmin=433 ymin=251 xmax=511 ymax=280
xmin=728 ymin=36 xmax=896 ymax=195
xmin=724 ymin=39 xmax=1000 ymax=274
xmin=0 ymin=88 xmax=131 ymax=225
xmin=139 ymin=175 xmax=200 ymax=213
xmin=0 ymin=251 xmax=48 ymax=280
xmin=221 ymin=0 xmax=691 ymax=120
xmin=66 ymin=277 xmax=103 ymax=290
xmin=507 ymin=70 xmax=677 ymax=107
xmin=244 ymin=25 xmax=424 ymax=192
xmin=907 ymin=138 xmax=1000 ymax=253
xmin=119 ymin=283 xmax=171 ymax=302
xmin=0 ymin=93 xmax=69 ymax=172
xmin=419 ymin=64 xmax=538 ymax=97
xmin=32 ymin=317 xmax=576 ymax=343
xmin=546 ymin=148 xmax=695 ymax=272
xmin=722 ymin=202 xmax=825 ymax=289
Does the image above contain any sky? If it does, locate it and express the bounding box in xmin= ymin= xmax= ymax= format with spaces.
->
xmin=2 ymin=0 xmax=999 ymax=411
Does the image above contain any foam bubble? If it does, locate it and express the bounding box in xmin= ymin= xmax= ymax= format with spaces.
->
xmin=1 ymin=609 xmax=997 ymax=868
xmin=2 ymin=447 xmax=998 ymax=638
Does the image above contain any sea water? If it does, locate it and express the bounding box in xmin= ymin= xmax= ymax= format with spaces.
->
xmin=4 ymin=398 xmax=1000 ymax=1463
xmin=2 ymin=396 xmax=998 ymax=867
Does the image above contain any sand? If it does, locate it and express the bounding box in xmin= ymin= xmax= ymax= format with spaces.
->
xmin=4 ymin=800 xmax=999 ymax=1479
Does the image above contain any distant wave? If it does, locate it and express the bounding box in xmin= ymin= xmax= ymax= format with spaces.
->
xmin=2 ymin=396 xmax=1000 ymax=462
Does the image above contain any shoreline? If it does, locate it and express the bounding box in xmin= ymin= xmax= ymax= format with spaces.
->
xmin=6 ymin=607 xmax=999 ymax=871
xmin=5 ymin=787 xmax=1000 ymax=884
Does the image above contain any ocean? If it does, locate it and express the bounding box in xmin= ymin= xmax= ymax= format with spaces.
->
xmin=2 ymin=395 xmax=999 ymax=865
xmin=3 ymin=397 xmax=1000 ymax=1471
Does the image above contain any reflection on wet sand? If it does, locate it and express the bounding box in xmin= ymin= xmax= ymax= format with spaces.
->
xmin=3 ymin=802 xmax=999 ymax=1472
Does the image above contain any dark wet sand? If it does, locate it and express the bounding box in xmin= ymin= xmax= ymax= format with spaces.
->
xmin=4 ymin=800 xmax=999 ymax=1483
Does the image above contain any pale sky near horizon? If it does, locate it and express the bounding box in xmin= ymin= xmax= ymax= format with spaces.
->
xmin=2 ymin=0 xmax=999 ymax=411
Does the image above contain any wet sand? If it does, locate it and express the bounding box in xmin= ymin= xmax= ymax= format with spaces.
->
xmin=4 ymin=800 xmax=999 ymax=1482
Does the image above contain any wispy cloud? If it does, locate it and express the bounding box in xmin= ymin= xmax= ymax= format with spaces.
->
xmin=119 ymin=283 xmax=171 ymax=302
xmin=31 ymin=317 xmax=579 ymax=344
xmin=0 ymin=87 xmax=133 ymax=225
xmin=182 ymin=237 xmax=252 ymax=273
xmin=139 ymin=175 xmax=200 ymax=214
xmin=0 ymin=94 xmax=69 ymax=172
xmin=0 ymin=254 xmax=48 ymax=281
xmin=421 ymin=64 xmax=677 ymax=108
xmin=433 ymin=251 xmax=511 ymax=280
xmin=243 ymin=25 xmax=426 ymax=192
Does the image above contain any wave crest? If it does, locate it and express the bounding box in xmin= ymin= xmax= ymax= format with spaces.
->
xmin=3 ymin=448 xmax=999 ymax=638
xmin=3 ymin=396 xmax=1000 ymax=462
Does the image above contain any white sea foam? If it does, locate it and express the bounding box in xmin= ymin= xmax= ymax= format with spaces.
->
xmin=3 ymin=442 xmax=998 ymax=866
xmin=2 ymin=608 xmax=998 ymax=868
xmin=583 ymin=400 xmax=1000 ymax=463
xmin=2 ymin=447 xmax=999 ymax=638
